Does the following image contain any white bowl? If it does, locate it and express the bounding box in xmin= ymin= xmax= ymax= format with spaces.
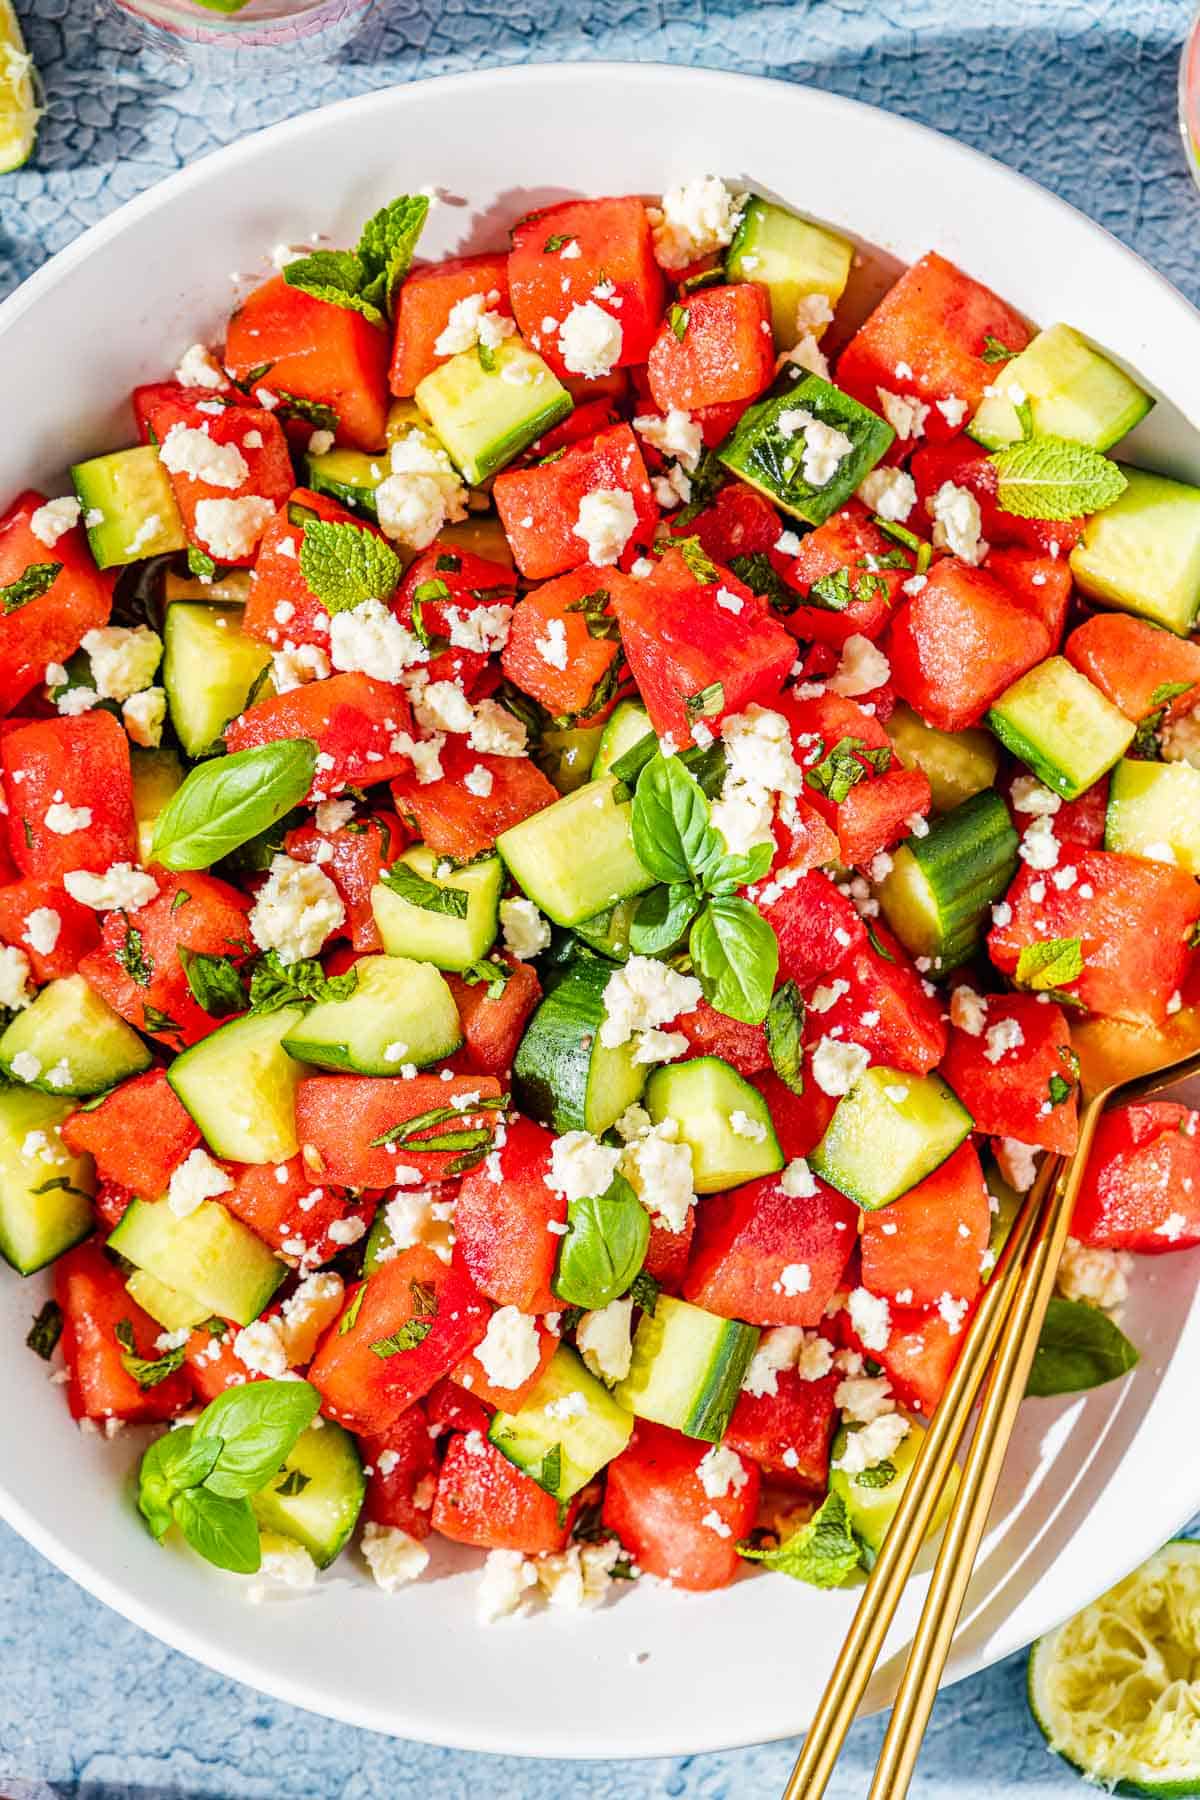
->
xmin=2 ymin=61 xmax=1200 ymax=1762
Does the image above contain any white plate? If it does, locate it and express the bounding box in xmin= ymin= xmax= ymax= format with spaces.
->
xmin=2 ymin=61 xmax=1199 ymax=1762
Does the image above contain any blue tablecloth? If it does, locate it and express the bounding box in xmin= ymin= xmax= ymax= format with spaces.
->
xmin=1 ymin=2 xmax=1198 ymax=1793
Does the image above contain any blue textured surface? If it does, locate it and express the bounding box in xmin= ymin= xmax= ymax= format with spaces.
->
xmin=2 ymin=1 xmax=1200 ymax=1793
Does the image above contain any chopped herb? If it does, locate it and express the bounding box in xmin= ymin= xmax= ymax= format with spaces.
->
xmin=1047 ymin=1072 xmax=1074 ymax=1107
xmin=369 ymin=1278 xmax=438 ymax=1357
xmin=765 ymin=980 xmax=805 ymax=1095
xmin=298 ymin=517 xmax=402 ymax=615
xmin=32 ymin=1176 xmax=92 ymax=1200
xmin=543 ymin=233 xmax=576 ymax=253
xmin=853 ymin=1460 xmax=897 ymax=1489
xmin=2 ymin=561 xmax=61 ymax=614
xmin=685 ymin=681 xmax=724 ymax=722
xmin=462 ymin=957 xmax=512 ymax=999
xmin=115 ymin=918 xmax=154 ymax=988
xmin=338 ymin=1286 xmax=366 ymax=1336
xmin=435 ymin=553 xmax=462 ymax=573
xmin=1014 ymin=395 xmax=1035 ymax=441
xmin=277 ymin=392 xmax=340 ymax=432
xmin=115 ymin=1318 xmax=187 ymax=1390
xmin=808 ymin=564 xmax=889 ymax=614
xmin=981 ymin=334 xmax=1020 ymax=364
xmin=737 ymin=1491 xmax=862 ymax=1588
xmin=203 ymin=1318 xmax=228 ymax=1339
xmin=805 ymin=736 xmax=891 ymax=805
xmin=674 ymin=535 xmax=718 ymax=584
xmin=275 ymin=1469 xmax=312 ymax=1497
xmin=563 ymin=587 xmax=618 ymax=640
xmin=170 ymin=889 xmax=192 ymax=913
xmin=368 ymin=1094 xmax=506 ymax=1149
xmin=142 ymin=1003 xmax=183 ymax=1037
xmin=26 ymin=1300 xmax=63 ymax=1361
xmin=1150 ymin=681 xmax=1194 ymax=708
xmin=178 ymin=947 xmax=247 ymax=1019
xmin=668 ymin=303 xmax=689 ymax=341
xmin=728 ymin=551 xmax=797 ymax=612
xmin=629 ymin=1270 xmax=659 ymax=1316
xmin=379 ymin=860 xmax=470 ymax=919
xmin=865 ymin=922 xmax=896 ymax=964
xmin=187 ymin=547 xmax=217 ymax=580
xmin=477 ymin=342 xmax=497 ymax=374
xmin=537 ymin=1442 xmax=563 ymax=1495
xmin=1015 ymin=936 xmax=1084 ymax=995
xmin=247 ymin=951 xmax=357 ymax=1015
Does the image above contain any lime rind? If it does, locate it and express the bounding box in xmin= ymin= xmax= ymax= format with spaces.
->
xmin=0 ymin=1 xmax=39 ymax=174
xmin=1028 ymin=1540 xmax=1200 ymax=1797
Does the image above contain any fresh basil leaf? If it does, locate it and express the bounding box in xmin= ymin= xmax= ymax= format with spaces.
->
xmin=298 ymin=517 xmax=402 ymax=616
xmin=703 ymin=841 xmax=774 ymax=895
xmin=338 ymin=1285 xmax=366 ymax=1336
xmin=2 ymin=561 xmax=61 ymax=614
xmin=247 ymin=949 xmax=357 ymax=1015
xmin=990 ymin=436 xmax=1127 ymax=521
xmin=368 ymin=1094 xmax=506 ymax=1149
xmin=178 ymin=947 xmax=247 ymax=1018
xmin=356 ymin=193 xmax=430 ymax=316
xmin=1026 ymin=1296 xmax=1139 ymax=1398
xmin=552 ymin=1173 xmax=650 ymax=1312
xmin=193 ymin=1379 xmax=321 ymax=1500
xmin=137 ymin=1428 xmax=225 ymax=1541
xmin=1047 ymin=1072 xmax=1074 ymax=1107
xmin=1150 ymin=681 xmax=1194 ymax=708
xmin=1015 ymin=936 xmax=1084 ymax=994
xmin=766 ymin=980 xmax=805 ymax=1095
xmin=171 ymin=1486 xmax=262 ymax=1574
xmin=805 ymin=735 xmax=889 ymax=805
xmin=26 ymin=1299 xmax=63 ymax=1360
xmin=728 ymin=551 xmax=797 ymax=612
xmin=151 ymin=740 xmax=318 ymax=872
xmin=628 ymin=883 xmax=701 ymax=956
xmin=631 ymin=752 xmax=721 ymax=887
xmin=737 ymin=1491 xmax=861 ymax=1587
xmin=690 ymin=894 xmax=779 ymax=1025
xmin=282 ymin=249 xmax=385 ymax=327
xmin=379 ymin=859 xmax=470 ymax=918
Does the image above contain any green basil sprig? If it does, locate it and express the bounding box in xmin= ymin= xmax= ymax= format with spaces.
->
xmin=629 ymin=752 xmax=778 ymax=1024
xmin=137 ymin=1379 xmax=321 ymax=1574
xmin=1026 ymin=1297 xmax=1139 ymax=1398
xmin=151 ymin=739 xmax=318 ymax=872
xmin=552 ymin=1172 xmax=650 ymax=1312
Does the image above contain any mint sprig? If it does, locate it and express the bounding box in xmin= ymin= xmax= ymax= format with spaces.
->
xmin=1015 ymin=936 xmax=1084 ymax=995
xmin=298 ymin=517 xmax=403 ymax=615
xmin=990 ymin=435 xmax=1127 ymax=521
xmin=737 ymin=1491 xmax=863 ymax=1588
xmin=283 ymin=194 xmax=429 ymax=324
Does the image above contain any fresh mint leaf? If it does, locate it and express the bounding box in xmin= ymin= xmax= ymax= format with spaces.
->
xmin=629 ymin=882 xmax=702 ymax=956
xmin=806 ymin=567 xmax=854 ymax=613
xmin=1027 ymin=1296 xmax=1139 ymax=1398
xmin=674 ymin=536 xmax=718 ymax=584
xmin=151 ymin=739 xmax=318 ymax=872
xmin=543 ymin=233 xmax=576 ymax=253
xmin=552 ymin=1172 xmax=650 ymax=1312
xmin=685 ymin=681 xmax=724 ymax=723
xmin=338 ymin=1284 xmax=366 ymax=1336
xmin=282 ymin=248 xmax=385 ymax=327
xmin=26 ymin=1300 xmax=63 ymax=1361
xmin=631 ymin=752 xmax=722 ymax=887
xmin=728 ymin=551 xmax=797 ymax=612
xmin=298 ymin=517 xmax=402 ymax=616
xmin=991 ymin=436 xmax=1127 ymax=521
xmin=248 ymin=949 xmax=357 ymax=1016
xmin=805 ymin=735 xmax=890 ymax=805
xmin=115 ymin=919 xmax=154 ymax=987
xmin=737 ymin=1491 xmax=862 ymax=1587
xmin=1015 ymin=936 xmax=1084 ymax=994
xmin=370 ymin=1279 xmax=438 ymax=1357
xmin=357 ymin=194 xmax=430 ymax=316
xmin=981 ymin=334 xmax=1020 ymax=364
xmin=2 ymin=561 xmax=61 ymax=615
xmin=766 ymin=980 xmax=805 ymax=1094
xmin=193 ymin=1380 xmax=321 ymax=1500
xmin=690 ymin=894 xmax=779 ymax=1025
xmin=853 ymin=1460 xmax=897 ymax=1489
xmin=379 ymin=860 xmax=470 ymax=918
xmin=462 ymin=956 xmax=512 ymax=999
xmin=277 ymin=392 xmax=340 ymax=433
xmin=1047 ymin=1072 xmax=1074 ymax=1107
xmin=171 ymin=1486 xmax=262 ymax=1575
xmin=668 ymin=303 xmax=689 ymax=341
xmin=178 ymin=948 xmax=247 ymax=1018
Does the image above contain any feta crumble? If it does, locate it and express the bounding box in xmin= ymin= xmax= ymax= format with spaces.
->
xmin=62 ymin=864 xmax=158 ymax=912
xmin=648 ymin=176 xmax=743 ymax=271
xmin=476 ymin=1306 xmax=542 ymax=1390
xmin=248 ymin=854 xmax=345 ymax=965
xmin=193 ymin=495 xmax=276 ymax=562
xmin=576 ymin=1297 xmax=634 ymax=1384
xmin=558 ymin=301 xmax=623 ymax=379
xmin=572 ymin=488 xmax=637 ymax=566
xmin=168 ymin=1147 xmax=232 ymax=1219
xmin=856 ymin=466 xmax=917 ymax=523
xmin=329 ymin=598 xmax=425 ymax=683
xmin=81 ymin=625 xmax=162 ymax=702
xmin=30 ymin=496 xmax=82 ymax=547
xmin=362 ymin=1523 xmax=430 ymax=1592
xmin=928 ymin=481 xmax=987 ymax=566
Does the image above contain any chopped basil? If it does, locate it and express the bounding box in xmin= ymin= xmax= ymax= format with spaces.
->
xmin=379 ymin=860 xmax=470 ymax=918
xmin=26 ymin=1299 xmax=63 ymax=1361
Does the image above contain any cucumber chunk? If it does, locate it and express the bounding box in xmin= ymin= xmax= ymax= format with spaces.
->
xmin=303 ymin=448 xmax=384 ymax=520
xmin=612 ymin=1294 xmax=760 ymax=1444
xmin=811 ymin=1067 xmax=972 ymax=1210
xmin=281 ymin=954 xmax=462 ymax=1074
xmin=497 ymin=775 xmax=655 ymax=928
xmin=163 ymin=602 xmax=272 ymax=757
xmin=125 ymin=1268 xmax=211 ymax=1333
xmin=108 ymin=1196 xmax=285 ymax=1326
xmin=1070 ymin=466 xmax=1200 ymax=636
xmin=0 ymin=975 xmax=151 ymax=1096
xmin=538 ymin=723 xmax=605 ymax=794
xmin=1105 ymin=758 xmax=1200 ymax=875
xmin=724 ymin=196 xmax=853 ymax=350
xmin=875 ymin=790 xmax=1019 ymax=973
xmin=168 ymin=1007 xmax=307 ymax=1163
xmin=591 ymin=699 xmax=652 ymax=782
xmin=250 ymin=1419 xmax=365 ymax=1568
xmin=987 ymin=656 xmax=1135 ymax=801
xmin=884 ymin=701 xmax=999 ymax=812
xmin=968 ymin=323 xmax=1153 ymax=452
xmin=716 ymin=374 xmax=893 ymax=526
xmin=0 ymin=1088 xmax=93 ymax=1276
xmin=370 ymin=847 xmax=502 ymax=972
xmin=513 ymin=955 xmax=645 ymax=1136
xmin=571 ymin=895 xmax=640 ymax=963
xmin=489 ymin=1345 xmax=634 ymax=1500
xmin=70 ymin=444 xmax=186 ymax=569
xmin=415 ymin=337 xmax=572 ymax=486
xmin=435 ymin=513 xmax=515 ymax=568
xmin=644 ymin=1056 xmax=783 ymax=1194
xmin=829 ymin=1417 xmax=957 ymax=1566
xmin=132 ymin=747 xmax=184 ymax=865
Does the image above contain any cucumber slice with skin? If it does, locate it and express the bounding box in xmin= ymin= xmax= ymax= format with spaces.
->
xmin=513 ymin=955 xmax=646 ymax=1136
xmin=716 ymin=373 xmax=894 ymax=527
xmin=436 ymin=513 xmax=515 ymax=569
xmin=571 ymin=894 xmax=640 ymax=963
xmin=0 ymin=1089 xmax=93 ymax=1276
xmin=811 ymin=1067 xmax=973 ymax=1210
xmin=644 ymin=1056 xmax=783 ymax=1194
xmin=108 ymin=1196 xmax=285 ymax=1326
xmin=125 ymin=1268 xmax=211 ymax=1333
xmin=724 ymin=196 xmax=853 ymax=351
xmin=875 ymin=790 xmax=1019 ymax=974
xmin=1070 ymin=467 xmax=1200 ymax=637
xmin=370 ymin=847 xmax=502 ymax=972
xmin=163 ymin=603 xmax=272 ymax=757
xmin=987 ymin=656 xmax=1135 ymax=801
xmin=415 ymin=337 xmax=572 ymax=486
xmin=538 ymin=722 xmax=605 ymax=794
xmin=132 ymin=747 xmax=184 ymax=865
xmin=829 ymin=1417 xmax=958 ymax=1567
xmin=70 ymin=444 xmax=186 ymax=569
xmin=968 ymin=322 xmax=1153 ymax=452
xmin=303 ymin=448 xmax=384 ymax=520
xmin=592 ymin=700 xmax=653 ymax=782
xmin=497 ymin=775 xmax=655 ymax=929
xmin=1028 ymin=1539 xmax=1200 ymax=1797
xmin=281 ymin=955 xmax=462 ymax=1075
xmin=168 ymin=1006 xmax=307 ymax=1163
xmin=884 ymin=701 xmax=999 ymax=812
xmin=612 ymin=1294 xmax=760 ymax=1444
xmin=1105 ymin=758 xmax=1200 ymax=876
xmin=489 ymin=1346 xmax=634 ymax=1501
xmin=250 ymin=1419 xmax=365 ymax=1568
xmin=0 ymin=975 xmax=151 ymax=1097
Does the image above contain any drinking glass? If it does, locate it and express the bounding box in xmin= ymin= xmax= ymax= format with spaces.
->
xmin=109 ymin=0 xmax=373 ymax=59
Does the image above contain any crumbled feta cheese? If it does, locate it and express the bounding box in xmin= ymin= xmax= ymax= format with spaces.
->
xmin=572 ymin=488 xmax=637 ymax=567
xmin=696 ymin=1444 xmax=749 ymax=1499
xmin=995 ymin=1136 xmax=1040 ymax=1193
xmin=9 ymin=1050 xmax=41 ymax=1084
xmin=477 ymin=1548 xmax=540 ymax=1622
xmin=175 ymin=343 xmax=226 ymax=390
xmin=558 ymin=301 xmax=623 ymax=378
xmin=600 ymin=955 xmax=702 ymax=1052
xmin=123 ymin=687 xmax=166 ymax=748
xmin=780 ymin=1157 xmax=818 ymax=1199
xmin=648 ymin=176 xmax=742 ymax=271
xmin=632 ymin=1028 xmax=689 ymax=1066
xmin=315 ymin=797 xmax=355 ymax=835
xmin=22 ymin=907 xmax=61 ymax=956
xmin=1161 ymin=705 xmax=1200 ymax=769
xmin=1019 ymin=814 xmax=1061 ymax=872
xmin=576 ymin=1297 xmax=634 ymax=1384
xmin=1154 ymin=1212 xmax=1189 ymax=1243
xmin=714 ymin=587 xmax=743 ymax=615
xmin=30 ymin=496 xmax=82 ymax=547
xmin=476 ymin=1306 xmax=542 ymax=1390
xmin=776 ymin=1263 xmax=812 ymax=1296
xmin=248 ymin=854 xmax=344 ymax=965
xmin=549 ymin=1130 xmax=622 ymax=1204
xmin=949 ymin=985 xmax=988 ymax=1037
xmin=936 ymin=1292 xmax=969 ymax=1336
xmin=81 ymin=625 xmax=162 ymax=702
xmin=937 ymin=394 xmax=967 ymax=429
xmin=701 ymin=1510 xmax=732 ymax=1538
xmin=414 ymin=678 xmax=474 ymax=735
xmin=363 ymin=1522 xmax=430 ymax=1592
xmin=193 ymin=495 xmax=276 ymax=561
xmin=776 ymin=408 xmax=854 ymax=486
xmin=729 ymin=1109 xmax=767 ymax=1143
xmin=875 ymin=389 xmax=930 ymax=441
xmin=272 ymin=641 xmax=331 ymax=693
xmin=234 ymin=1316 xmax=289 ymax=1378
xmin=246 ymin=1535 xmax=319 ymax=1603
xmin=928 ymin=481 xmax=987 ymax=566
xmin=834 ymin=1412 xmax=910 ymax=1475
xmin=375 ymin=430 xmax=468 ymax=551
xmin=620 ymin=1118 xmax=695 ymax=1234
xmin=168 ymin=1147 xmax=232 ymax=1219
xmin=835 ymin=1374 xmax=895 ymax=1425
xmin=307 ymin=428 xmax=335 ymax=457
xmin=0 ymin=945 xmax=33 ymax=1011
xmin=497 ymin=896 xmax=551 ymax=965
xmin=1010 ymin=777 xmax=1061 ymax=817
xmin=433 ymin=291 xmax=516 ymax=357
xmin=847 ymin=1286 xmax=891 ymax=1352
xmin=445 ymin=602 xmax=513 ymax=656
xmin=329 ymin=598 xmax=425 ymax=683
xmin=463 ymin=762 xmax=494 ymax=799
xmin=533 ymin=1539 xmax=624 ymax=1611
xmin=983 ymin=1017 xmax=1024 ymax=1064
xmin=829 ymin=634 xmax=890 ymax=698
xmin=811 ymin=1037 xmax=870 ymax=1097
xmin=468 ymin=698 xmax=527 ymax=759
xmin=633 ymin=408 xmax=702 ymax=473
xmin=1057 ymin=1237 xmax=1130 ymax=1313
xmin=856 ymin=466 xmax=917 ymax=523
xmin=159 ymin=423 xmax=249 ymax=489
xmin=535 ymin=615 xmax=569 ymax=671
xmin=62 ymin=864 xmax=158 ymax=912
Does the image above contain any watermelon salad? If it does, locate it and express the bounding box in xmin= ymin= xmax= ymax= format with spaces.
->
xmin=4 ymin=175 xmax=1200 ymax=1618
